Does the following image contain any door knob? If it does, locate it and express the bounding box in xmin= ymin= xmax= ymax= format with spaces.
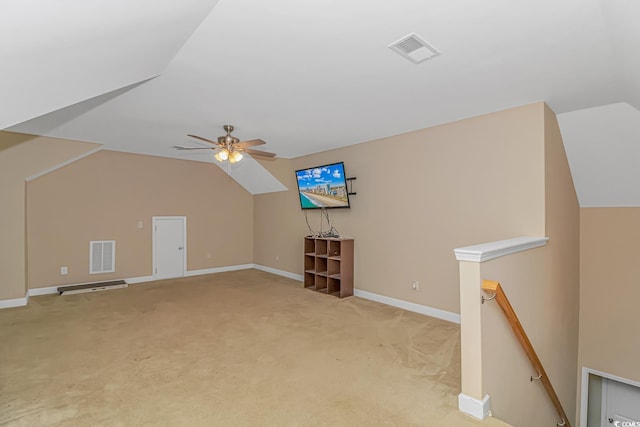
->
xmin=178 ymin=246 xmax=184 ymax=250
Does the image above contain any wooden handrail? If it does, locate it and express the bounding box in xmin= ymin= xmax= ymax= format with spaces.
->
xmin=481 ymin=280 xmax=571 ymax=427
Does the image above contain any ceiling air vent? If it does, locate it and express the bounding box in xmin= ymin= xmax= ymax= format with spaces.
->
xmin=389 ymin=33 xmax=441 ymax=64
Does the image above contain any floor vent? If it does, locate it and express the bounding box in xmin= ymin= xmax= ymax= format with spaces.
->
xmin=58 ymin=280 xmax=127 ymax=296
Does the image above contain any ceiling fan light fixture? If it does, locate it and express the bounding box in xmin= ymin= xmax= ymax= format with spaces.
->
xmin=183 ymin=125 xmax=275 ymax=163
xmin=229 ymin=151 xmax=243 ymax=163
xmin=215 ymin=149 xmax=229 ymax=162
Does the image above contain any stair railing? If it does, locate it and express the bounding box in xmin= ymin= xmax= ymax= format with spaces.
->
xmin=481 ymin=280 xmax=571 ymax=427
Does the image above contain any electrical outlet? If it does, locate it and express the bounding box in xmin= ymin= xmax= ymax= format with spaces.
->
xmin=411 ymin=280 xmax=419 ymax=291
xmin=61 ymin=266 xmax=68 ymax=275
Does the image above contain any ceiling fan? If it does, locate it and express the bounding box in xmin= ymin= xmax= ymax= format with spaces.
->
xmin=174 ymin=125 xmax=276 ymax=163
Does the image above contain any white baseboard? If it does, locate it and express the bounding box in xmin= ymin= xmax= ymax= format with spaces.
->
xmin=6 ymin=267 xmax=254 ymax=309
xmin=252 ymin=264 xmax=303 ymax=281
xmin=0 ymin=295 xmax=29 ymax=309
xmin=184 ymin=264 xmax=254 ymax=277
xmin=254 ymin=267 xmax=461 ymax=324
xmin=10 ymin=267 xmax=460 ymax=327
xmin=27 ymin=275 xmax=157 ymax=297
xmin=28 ymin=285 xmax=59 ymax=296
xmin=458 ymin=393 xmax=491 ymax=420
xmin=354 ymin=289 xmax=461 ymax=324
xmin=125 ymin=275 xmax=155 ymax=284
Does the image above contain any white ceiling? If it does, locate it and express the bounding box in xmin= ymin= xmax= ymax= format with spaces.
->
xmin=1 ymin=0 xmax=220 ymax=130
xmin=3 ymin=0 xmax=640 ymax=204
xmin=559 ymin=103 xmax=640 ymax=207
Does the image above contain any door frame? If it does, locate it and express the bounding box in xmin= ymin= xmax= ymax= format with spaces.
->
xmin=580 ymin=367 xmax=640 ymax=427
xmin=152 ymin=216 xmax=187 ymax=279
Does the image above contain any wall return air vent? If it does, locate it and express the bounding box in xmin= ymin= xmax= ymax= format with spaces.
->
xmin=388 ymin=33 xmax=441 ymax=64
xmin=90 ymin=240 xmax=115 ymax=274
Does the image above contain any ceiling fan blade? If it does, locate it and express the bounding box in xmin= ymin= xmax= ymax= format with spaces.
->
xmin=244 ymin=148 xmax=277 ymax=158
xmin=187 ymin=134 xmax=220 ymax=146
xmin=237 ymin=138 xmax=266 ymax=148
xmin=173 ymin=145 xmax=213 ymax=150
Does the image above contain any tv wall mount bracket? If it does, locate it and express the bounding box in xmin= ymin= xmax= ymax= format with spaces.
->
xmin=346 ymin=177 xmax=357 ymax=196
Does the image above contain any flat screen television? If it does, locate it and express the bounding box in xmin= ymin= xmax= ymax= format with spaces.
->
xmin=295 ymin=162 xmax=351 ymax=209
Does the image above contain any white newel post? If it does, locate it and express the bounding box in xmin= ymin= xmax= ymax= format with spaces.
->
xmin=454 ymin=236 xmax=548 ymax=420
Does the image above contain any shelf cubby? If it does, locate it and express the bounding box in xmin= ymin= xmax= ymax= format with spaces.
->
xmin=315 ymin=257 xmax=327 ymax=275
xmin=304 ymin=238 xmax=316 ymax=255
xmin=328 ymin=277 xmax=341 ymax=296
xmin=304 ymin=272 xmax=315 ymax=289
xmin=328 ymin=259 xmax=340 ymax=276
xmin=315 ymin=239 xmax=328 ymax=256
xmin=304 ymin=255 xmax=316 ymax=272
xmin=328 ymin=240 xmax=341 ymax=258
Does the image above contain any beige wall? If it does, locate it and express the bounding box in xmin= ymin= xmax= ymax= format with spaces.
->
xmin=480 ymin=246 xmax=560 ymax=427
xmin=458 ymin=260 xmax=483 ymax=399
xmin=255 ymin=102 xmax=547 ymax=314
xmin=458 ymin=104 xmax=579 ymax=427
xmin=542 ymin=104 xmax=580 ymax=423
xmin=26 ymin=150 xmax=253 ymax=289
xmin=579 ymin=208 xmax=640 ymax=383
xmin=253 ymin=157 xmax=300 ymax=273
xmin=0 ymin=132 xmax=98 ymax=300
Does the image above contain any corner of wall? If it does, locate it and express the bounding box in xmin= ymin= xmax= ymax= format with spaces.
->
xmin=542 ymin=103 xmax=580 ymax=425
xmin=458 ymin=393 xmax=491 ymax=420
xmin=0 ymin=293 xmax=29 ymax=310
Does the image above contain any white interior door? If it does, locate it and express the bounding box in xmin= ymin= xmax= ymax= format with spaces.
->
xmin=602 ymin=378 xmax=640 ymax=426
xmin=153 ymin=216 xmax=186 ymax=279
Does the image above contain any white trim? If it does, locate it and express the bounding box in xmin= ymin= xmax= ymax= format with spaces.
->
xmin=24 ymin=267 xmax=266 ymax=299
xmin=185 ymin=264 xmax=254 ymax=276
xmin=255 ymin=266 xmax=461 ymax=323
xmin=0 ymin=295 xmax=29 ymax=309
xmin=28 ymin=285 xmax=59 ymax=296
xmin=11 ymin=267 xmax=285 ymax=307
xmin=579 ymin=367 xmax=640 ymax=427
xmin=458 ymin=393 xmax=491 ymax=420
xmin=152 ymin=216 xmax=187 ymax=279
xmin=125 ymin=275 xmax=155 ymax=284
xmin=25 ymin=146 xmax=102 ymax=182
xmin=354 ymin=289 xmax=461 ymax=324
xmin=14 ymin=268 xmax=461 ymax=328
xmin=252 ymin=264 xmax=304 ymax=281
xmin=453 ymin=236 xmax=549 ymax=263
xmin=27 ymin=275 xmax=163 ymax=298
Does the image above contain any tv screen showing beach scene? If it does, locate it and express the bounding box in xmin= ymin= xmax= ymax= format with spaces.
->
xmin=295 ymin=162 xmax=350 ymax=209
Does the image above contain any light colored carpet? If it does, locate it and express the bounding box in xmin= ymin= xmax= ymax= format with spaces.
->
xmin=0 ymin=269 xmax=509 ymax=426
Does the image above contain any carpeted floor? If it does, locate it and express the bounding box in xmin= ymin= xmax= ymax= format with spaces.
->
xmin=0 ymin=269 xmax=509 ymax=426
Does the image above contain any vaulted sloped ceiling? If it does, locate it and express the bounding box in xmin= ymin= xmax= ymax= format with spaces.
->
xmin=3 ymin=0 xmax=640 ymax=203
xmin=559 ymin=103 xmax=640 ymax=207
xmin=556 ymin=0 xmax=640 ymax=207
xmin=0 ymin=0 xmax=220 ymax=129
